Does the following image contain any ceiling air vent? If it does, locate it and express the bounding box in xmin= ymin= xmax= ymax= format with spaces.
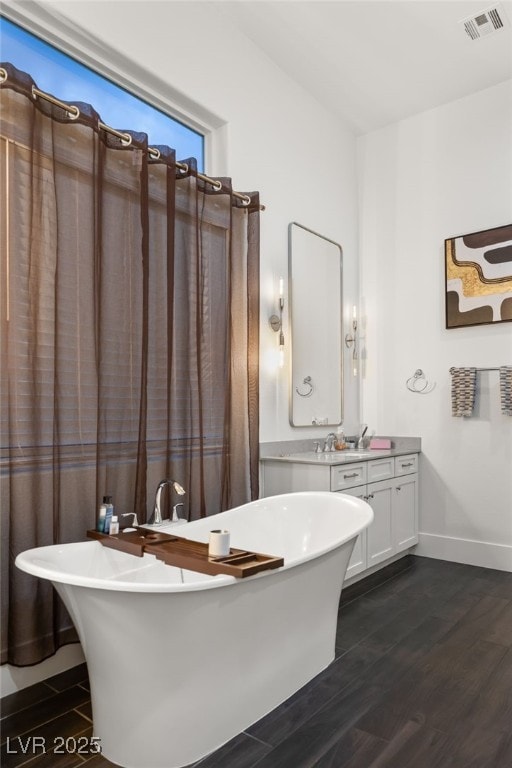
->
xmin=460 ymin=4 xmax=508 ymax=40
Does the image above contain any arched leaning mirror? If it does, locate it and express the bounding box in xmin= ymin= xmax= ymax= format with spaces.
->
xmin=288 ymin=222 xmax=343 ymax=427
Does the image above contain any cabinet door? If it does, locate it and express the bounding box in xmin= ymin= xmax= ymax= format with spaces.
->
xmin=393 ymin=474 xmax=418 ymax=552
xmin=339 ymin=488 xmax=367 ymax=577
xmin=366 ymin=480 xmax=394 ymax=567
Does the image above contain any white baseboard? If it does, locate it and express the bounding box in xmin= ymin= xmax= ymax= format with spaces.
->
xmin=416 ymin=532 xmax=512 ymax=572
xmin=1 ymin=643 xmax=85 ymax=698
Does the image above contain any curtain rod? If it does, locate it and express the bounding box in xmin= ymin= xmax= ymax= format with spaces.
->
xmin=0 ymin=67 xmax=264 ymax=210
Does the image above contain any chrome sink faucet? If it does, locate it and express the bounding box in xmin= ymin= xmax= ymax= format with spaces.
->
xmin=323 ymin=433 xmax=337 ymax=452
xmin=151 ymin=479 xmax=186 ymax=525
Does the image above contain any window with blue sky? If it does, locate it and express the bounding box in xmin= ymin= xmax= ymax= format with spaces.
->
xmin=0 ymin=17 xmax=204 ymax=169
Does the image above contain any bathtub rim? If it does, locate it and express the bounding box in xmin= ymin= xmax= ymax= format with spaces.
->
xmin=15 ymin=491 xmax=372 ymax=593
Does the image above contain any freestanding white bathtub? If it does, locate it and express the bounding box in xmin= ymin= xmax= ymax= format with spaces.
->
xmin=16 ymin=491 xmax=372 ymax=768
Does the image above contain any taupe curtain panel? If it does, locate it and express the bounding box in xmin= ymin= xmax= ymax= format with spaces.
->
xmin=0 ymin=64 xmax=260 ymax=665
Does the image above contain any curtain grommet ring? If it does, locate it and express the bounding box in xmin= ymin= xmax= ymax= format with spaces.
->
xmin=211 ymin=179 xmax=223 ymax=192
xmin=0 ymin=67 xmax=8 ymax=84
xmin=177 ymin=162 xmax=189 ymax=175
xmin=148 ymin=147 xmax=161 ymax=160
xmin=67 ymin=105 xmax=80 ymax=121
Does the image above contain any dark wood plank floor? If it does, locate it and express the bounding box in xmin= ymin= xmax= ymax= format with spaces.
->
xmin=1 ymin=555 xmax=511 ymax=768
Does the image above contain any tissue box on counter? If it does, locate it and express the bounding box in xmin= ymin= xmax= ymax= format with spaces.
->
xmin=370 ymin=438 xmax=392 ymax=450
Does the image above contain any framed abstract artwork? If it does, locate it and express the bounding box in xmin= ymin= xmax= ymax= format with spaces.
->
xmin=445 ymin=223 xmax=512 ymax=328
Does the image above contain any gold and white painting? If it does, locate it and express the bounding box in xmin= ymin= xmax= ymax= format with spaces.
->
xmin=445 ymin=224 xmax=512 ymax=328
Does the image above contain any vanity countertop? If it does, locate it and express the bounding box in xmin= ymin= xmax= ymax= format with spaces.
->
xmin=260 ymin=437 xmax=421 ymax=467
xmin=261 ymin=449 xmax=412 ymax=466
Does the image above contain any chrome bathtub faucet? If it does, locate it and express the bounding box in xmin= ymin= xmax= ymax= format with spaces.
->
xmin=172 ymin=503 xmax=185 ymax=522
xmin=151 ymin=479 xmax=186 ymax=525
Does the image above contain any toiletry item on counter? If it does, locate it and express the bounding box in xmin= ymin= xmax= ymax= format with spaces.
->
xmin=357 ymin=425 xmax=368 ymax=449
xmin=370 ymin=437 xmax=392 ymax=450
xmin=103 ymin=496 xmax=114 ymax=533
xmin=109 ymin=515 xmax=119 ymax=535
xmin=335 ymin=427 xmax=346 ymax=450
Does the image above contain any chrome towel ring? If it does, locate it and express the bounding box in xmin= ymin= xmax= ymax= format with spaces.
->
xmin=406 ymin=369 xmax=435 ymax=394
xmin=296 ymin=376 xmax=314 ymax=397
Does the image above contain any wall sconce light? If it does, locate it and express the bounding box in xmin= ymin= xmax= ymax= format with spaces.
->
xmin=269 ymin=277 xmax=285 ymax=367
xmin=345 ymin=305 xmax=358 ymax=376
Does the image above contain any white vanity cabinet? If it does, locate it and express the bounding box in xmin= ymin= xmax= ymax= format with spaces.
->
xmin=261 ymin=452 xmax=419 ymax=581
xmin=346 ymin=454 xmax=418 ymax=577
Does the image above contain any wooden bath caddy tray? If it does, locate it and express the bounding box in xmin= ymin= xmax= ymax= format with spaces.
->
xmin=86 ymin=528 xmax=284 ymax=578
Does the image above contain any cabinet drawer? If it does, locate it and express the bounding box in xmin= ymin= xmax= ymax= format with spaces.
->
xmin=394 ymin=454 xmax=418 ymax=476
xmin=367 ymin=457 xmax=394 ymax=482
xmin=331 ymin=463 xmax=367 ymax=490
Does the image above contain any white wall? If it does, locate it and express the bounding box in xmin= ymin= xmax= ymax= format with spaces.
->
xmin=358 ymin=80 xmax=512 ymax=571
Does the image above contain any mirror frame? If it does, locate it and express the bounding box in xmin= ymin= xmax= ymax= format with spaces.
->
xmin=288 ymin=222 xmax=343 ymax=427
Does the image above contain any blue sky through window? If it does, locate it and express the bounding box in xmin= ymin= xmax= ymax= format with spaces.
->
xmin=0 ymin=17 xmax=204 ymax=168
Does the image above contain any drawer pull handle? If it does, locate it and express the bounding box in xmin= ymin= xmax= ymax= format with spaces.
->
xmin=396 ymin=486 xmax=402 ymax=492
xmin=343 ymin=472 xmax=359 ymax=479
xmin=401 ymin=462 xmax=414 ymax=468
xmin=365 ymin=493 xmax=374 ymax=500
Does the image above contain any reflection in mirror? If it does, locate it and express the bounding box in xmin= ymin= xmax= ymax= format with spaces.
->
xmin=288 ymin=222 xmax=343 ymax=427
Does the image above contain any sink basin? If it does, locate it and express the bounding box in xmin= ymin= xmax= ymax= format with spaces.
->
xmin=341 ymin=450 xmax=391 ymax=458
xmin=285 ymin=452 xmax=342 ymax=462
xmin=338 ymin=451 xmax=373 ymax=458
xmin=270 ymin=449 xmax=392 ymax=463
